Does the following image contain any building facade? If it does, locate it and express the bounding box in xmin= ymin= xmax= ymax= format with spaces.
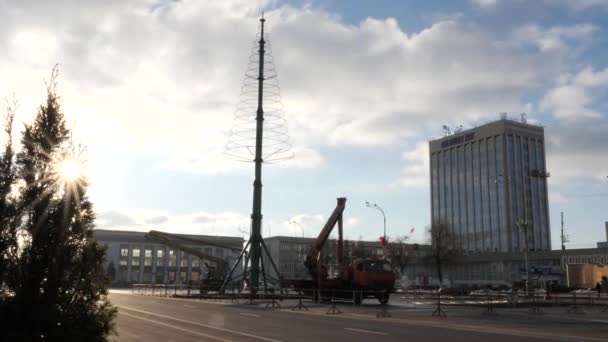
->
xmin=402 ymin=247 xmax=608 ymax=288
xmin=263 ymin=236 xmax=421 ymax=281
xmin=429 ymin=119 xmax=551 ymax=254
xmin=567 ymin=263 xmax=608 ymax=289
xmin=94 ymin=230 xmax=243 ymax=285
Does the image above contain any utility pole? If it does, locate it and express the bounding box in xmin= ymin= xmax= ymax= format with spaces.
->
xmin=516 ymin=220 xmax=530 ymax=297
xmin=561 ymin=212 xmax=566 ymax=251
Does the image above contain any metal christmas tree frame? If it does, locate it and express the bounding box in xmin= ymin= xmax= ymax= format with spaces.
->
xmin=222 ymin=16 xmax=292 ymax=295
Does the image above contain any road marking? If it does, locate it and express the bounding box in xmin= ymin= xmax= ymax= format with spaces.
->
xmin=586 ymin=319 xmax=608 ymax=323
xmin=120 ymin=311 xmax=232 ymax=342
xmin=344 ymin=328 xmax=387 ymax=335
xmin=184 ymin=304 xmax=195 ymax=308
xmin=117 ymin=305 xmax=282 ymax=342
xmin=239 ymin=313 xmax=261 ymax=318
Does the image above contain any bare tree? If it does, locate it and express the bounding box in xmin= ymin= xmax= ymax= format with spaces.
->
xmin=427 ymin=224 xmax=454 ymax=286
xmin=388 ymin=235 xmax=409 ymax=276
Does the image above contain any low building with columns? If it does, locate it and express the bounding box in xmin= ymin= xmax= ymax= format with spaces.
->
xmin=94 ymin=229 xmax=243 ymax=286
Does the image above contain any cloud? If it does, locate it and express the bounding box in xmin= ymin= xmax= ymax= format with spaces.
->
xmin=277 ymin=146 xmax=324 ymax=168
xmin=0 ymin=1 xmax=586 ymax=176
xmin=95 ymin=208 xmax=251 ymax=237
xmin=96 ymin=210 xmax=138 ymax=228
xmin=95 ymin=208 xmax=361 ymax=239
xmin=0 ymin=0 xmax=605 ymax=203
xmin=393 ymin=142 xmax=430 ymax=189
xmin=145 ymin=215 xmax=169 ymax=224
xmin=512 ymin=23 xmax=598 ymax=53
xmin=540 ymin=66 xmax=608 ymax=119
xmin=471 ymin=0 xmax=498 ymax=9
xmin=545 ymin=119 xmax=608 ymax=183
xmin=549 ymin=0 xmax=608 ymax=10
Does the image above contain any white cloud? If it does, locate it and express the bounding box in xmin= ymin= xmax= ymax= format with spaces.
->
xmin=276 ymin=146 xmax=324 ymax=168
xmin=0 ymin=2 xmax=581 ymax=172
xmin=97 ymin=208 xmax=359 ymax=239
xmin=551 ymin=0 xmax=608 ymax=10
xmin=545 ymin=118 xmax=608 ymax=184
xmin=471 ymin=0 xmax=498 ymax=9
xmin=540 ymin=66 xmax=608 ymax=119
xmin=0 ymin=0 xmax=604 ymax=202
xmin=512 ymin=23 xmax=597 ymax=53
xmin=95 ymin=208 xmax=251 ymax=237
xmin=393 ymin=142 xmax=429 ymax=189
xmin=285 ymin=213 xmax=359 ymax=238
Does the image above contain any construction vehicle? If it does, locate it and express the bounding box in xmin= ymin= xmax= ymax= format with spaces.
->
xmin=301 ymin=197 xmax=395 ymax=304
xmin=145 ymin=230 xmax=241 ymax=293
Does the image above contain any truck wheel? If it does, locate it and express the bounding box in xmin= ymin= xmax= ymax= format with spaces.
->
xmin=377 ymin=292 xmax=389 ymax=304
xmin=354 ymin=291 xmax=362 ymax=305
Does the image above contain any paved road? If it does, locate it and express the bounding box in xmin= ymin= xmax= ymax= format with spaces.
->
xmin=109 ymin=293 xmax=607 ymax=342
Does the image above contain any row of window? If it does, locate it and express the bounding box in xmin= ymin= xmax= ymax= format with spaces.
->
xmin=431 ymin=135 xmax=507 ymax=252
xmin=118 ymin=269 xmax=200 ymax=284
xmin=118 ymin=245 xmax=228 ymax=268
xmin=431 ymin=134 xmax=550 ymax=253
xmin=562 ymin=255 xmax=608 ymax=265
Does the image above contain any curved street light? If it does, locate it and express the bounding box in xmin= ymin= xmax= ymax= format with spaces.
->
xmin=287 ymin=219 xmax=305 ymax=238
xmin=365 ymin=201 xmax=386 ymax=242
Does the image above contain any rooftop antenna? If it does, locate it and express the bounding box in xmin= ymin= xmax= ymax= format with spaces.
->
xmin=222 ymin=16 xmax=292 ymax=295
xmin=442 ymin=125 xmax=452 ymax=136
xmin=520 ymin=112 xmax=527 ymax=124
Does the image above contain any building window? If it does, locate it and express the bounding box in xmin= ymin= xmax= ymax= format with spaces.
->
xmin=132 ymin=248 xmax=140 ymax=267
xmin=180 ymin=254 xmax=189 ymax=267
xmin=169 ymin=250 xmax=176 ymax=267
xmin=121 ymin=248 xmax=129 ymax=257
xmin=157 ymin=249 xmax=164 ymax=267
xmin=144 ymin=249 xmax=152 ymax=267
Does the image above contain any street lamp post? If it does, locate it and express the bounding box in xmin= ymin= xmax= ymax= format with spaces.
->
xmin=516 ymin=220 xmax=531 ymax=297
xmin=287 ymin=219 xmax=306 ymax=279
xmin=287 ymin=219 xmax=305 ymax=238
xmin=365 ymin=201 xmax=387 ymax=254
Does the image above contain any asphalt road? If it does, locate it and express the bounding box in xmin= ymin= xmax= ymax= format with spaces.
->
xmin=109 ymin=292 xmax=607 ymax=342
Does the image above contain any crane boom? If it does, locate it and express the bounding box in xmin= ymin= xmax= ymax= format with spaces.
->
xmin=145 ymin=231 xmax=228 ymax=271
xmin=304 ymin=197 xmax=346 ymax=280
xmin=147 ymin=230 xmax=242 ymax=252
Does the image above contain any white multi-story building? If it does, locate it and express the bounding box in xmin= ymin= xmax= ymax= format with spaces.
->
xmin=429 ymin=118 xmax=551 ymax=254
xmin=94 ymin=229 xmax=243 ymax=285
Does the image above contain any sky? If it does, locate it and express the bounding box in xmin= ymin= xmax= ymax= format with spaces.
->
xmin=0 ymin=0 xmax=607 ymax=248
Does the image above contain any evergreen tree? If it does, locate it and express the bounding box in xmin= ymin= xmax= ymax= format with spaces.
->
xmin=6 ymin=67 xmax=116 ymax=341
xmin=0 ymin=98 xmax=19 ymax=295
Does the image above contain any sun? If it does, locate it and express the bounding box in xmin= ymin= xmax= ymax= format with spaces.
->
xmin=60 ymin=158 xmax=82 ymax=182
